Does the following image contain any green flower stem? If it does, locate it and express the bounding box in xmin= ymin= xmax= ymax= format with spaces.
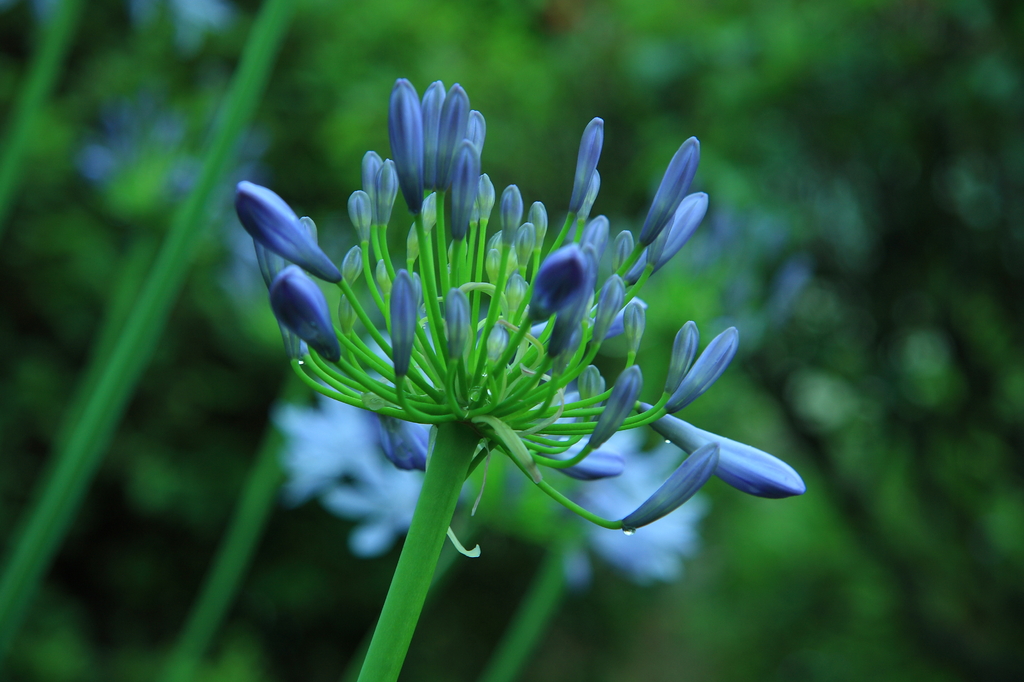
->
xmin=0 ymin=0 xmax=293 ymax=664
xmin=340 ymin=524 xmax=476 ymax=682
xmin=535 ymin=480 xmax=621 ymax=529
xmin=414 ymin=214 xmax=448 ymax=373
xmin=292 ymin=362 xmax=427 ymax=420
xmin=435 ymin=191 xmax=451 ymax=292
xmin=470 ymin=247 xmax=512 ymax=395
xmin=0 ymin=0 xmax=84 ymax=242
xmin=355 ymin=421 xmax=478 ymax=682
xmin=547 ymin=213 xmax=576 ymax=253
xmin=469 ymin=218 xmax=490 ymax=363
xmin=358 ymin=238 xmax=388 ymax=316
xmin=158 ymin=375 xmax=304 ymax=682
xmin=477 ymin=547 xmax=567 ymax=682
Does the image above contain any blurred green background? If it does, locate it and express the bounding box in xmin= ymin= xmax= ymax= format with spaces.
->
xmin=2 ymin=0 xmax=1023 ymax=679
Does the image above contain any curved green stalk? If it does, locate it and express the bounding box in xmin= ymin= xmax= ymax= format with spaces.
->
xmin=0 ymin=0 xmax=293 ymax=664
xmin=476 ymin=547 xmax=567 ymax=682
xmin=0 ymin=0 xmax=84 ymax=242
xmin=355 ymin=421 xmax=478 ymax=682
xmin=158 ymin=375 xmax=304 ymax=682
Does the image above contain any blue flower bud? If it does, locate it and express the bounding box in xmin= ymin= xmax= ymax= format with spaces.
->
xmin=665 ymin=321 xmax=699 ymax=394
xmin=337 ymin=294 xmax=356 ymax=334
xmin=500 ymin=185 xmax=523 ymax=245
xmin=348 ymin=190 xmax=372 ymax=242
xmin=592 ymin=275 xmax=625 ymax=342
xmin=376 ymin=260 xmax=391 ymax=296
xmin=505 ymin=273 xmax=528 ymax=315
xmin=377 ymin=416 xmax=429 ymax=471
xmin=450 ymin=140 xmax=480 ymax=240
xmin=435 ymin=83 xmax=470 ymax=190
xmin=612 ymin=230 xmax=634 ymax=271
xmin=374 ymin=159 xmax=399 ymax=227
xmin=621 ymin=442 xmax=718 ymax=531
xmin=515 ymin=222 xmax=536 ymax=265
xmin=390 ymin=269 xmax=417 ymax=376
xmin=298 ymin=216 xmax=317 ymax=242
xmin=648 ymin=411 xmax=805 ymax=498
xmin=254 ymin=240 xmax=286 ymax=288
xmin=421 ymin=81 xmax=445 ymax=190
xmin=475 ymin=173 xmax=496 ymax=224
xmin=445 ymin=288 xmax=471 ymax=359
xmin=342 ymin=245 xmax=362 ymax=284
xmin=388 ymin=79 xmax=424 ymax=214
xmin=362 ymin=151 xmax=382 ymax=202
xmin=269 ymin=265 xmax=340 ymax=362
xmin=569 ymin=117 xmax=604 ymax=213
xmin=421 ymin=192 xmax=437 ymax=232
xmin=467 ymin=109 xmax=486 ymax=152
xmin=604 ymin=297 xmax=647 ymax=339
xmin=529 ymin=244 xmax=589 ymax=320
xmin=276 ymin=321 xmax=307 ymax=360
xmin=652 ymin=192 xmax=708 ymax=274
xmin=581 ymin=215 xmax=609 ymax=261
xmin=485 ymin=248 xmax=501 ymax=283
xmin=623 ymin=300 xmax=646 ymax=354
xmin=235 ymin=181 xmax=342 ymax=283
xmin=578 ymin=364 xmax=605 ymax=400
xmin=559 ymin=450 xmax=624 ymax=480
xmin=486 ymin=325 xmax=509 ymax=363
xmin=549 ymin=304 xmax=584 ymax=361
xmin=588 ymin=365 xmax=642 ymax=449
xmin=666 ymin=327 xmax=739 ymax=412
xmin=639 ymin=137 xmax=700 ymax=245
xmin=578 ymin=170 xmax=600 ymax=222
xmin=529 ymin=201 xmax=548 ymax=245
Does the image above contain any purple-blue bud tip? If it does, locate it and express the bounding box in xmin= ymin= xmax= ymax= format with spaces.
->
xmin=235 ymin=181 xmax=341 ymax=283
xmin=529 ymin=243 xmax=589 ymax=320
xmin=388 ymin=79 xmax=424 ymax=214
xmin=621 ymin=442 xmax=719 ymax=530
xmin=558 ymin=450 xmax=625 ymax=480
xmin=588 ymin=365 xmax=643 ymax=449
xmin=648 ymin=411 xmax=806 ymax=498
xmin=450 ymin=140 xmax=481 ymax=240
xmin=435 ymin=83 xmax=471 ymax=190
xmin=666 ymin=326 xmax=739 ymax=412
xmin=269 ymin=265 xmax=340 ymax=361
xmin=569 ymin=117 xmax=604 ymax=213
xmin=377 ymin=415 xmax=429 ymax=471
xmin=639 ymin=137 xmax=700 ymax=246
xmin=390 ymin=269 xmax=418 ymax=376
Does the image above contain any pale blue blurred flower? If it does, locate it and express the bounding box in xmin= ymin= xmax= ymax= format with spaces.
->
xmin=568 ymin=429 xmax=708 ymax=586
xmin=275 ymin=396 xmax=426 ymax=558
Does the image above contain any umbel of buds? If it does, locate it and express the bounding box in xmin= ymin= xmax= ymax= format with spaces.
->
xmin=235 ymin=78 xmax=805 ymax=541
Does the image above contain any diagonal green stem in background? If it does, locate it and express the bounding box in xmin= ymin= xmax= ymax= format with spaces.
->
xmin=0 ymin=0 xmax=85 ymax=242
xmin=0 ymin=0 xmax=294 ymax=665
xmin=477 ymin=547 xmax=567 ymax=682
xmin=355 ymin=422 xmax=478 ymax=682
xmin=157 ymin=375 xmax=304 ymax=682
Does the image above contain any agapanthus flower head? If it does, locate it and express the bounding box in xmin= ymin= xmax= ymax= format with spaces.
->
xmin=236 ymin=78 xmax=803 ymax=543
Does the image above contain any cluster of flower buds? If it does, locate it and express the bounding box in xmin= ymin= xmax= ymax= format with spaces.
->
xmin=235 ymin=78 xmax=805 ymax=535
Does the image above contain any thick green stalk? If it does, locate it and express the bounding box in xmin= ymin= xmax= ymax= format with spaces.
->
xmin=0 ymin=0 xmax=84 ymax=242
xmin=0 ymin=0 xmax=293 ymax=663
xmin=356 ymin=421 xmax=478 ymax=682
xmin=157 ymin=375 xmax=304 ymax=682
xmin=477 ymin=548 xmax=567 ymax=682
xmin=339 ymin=524 xmax=475 ymax=682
